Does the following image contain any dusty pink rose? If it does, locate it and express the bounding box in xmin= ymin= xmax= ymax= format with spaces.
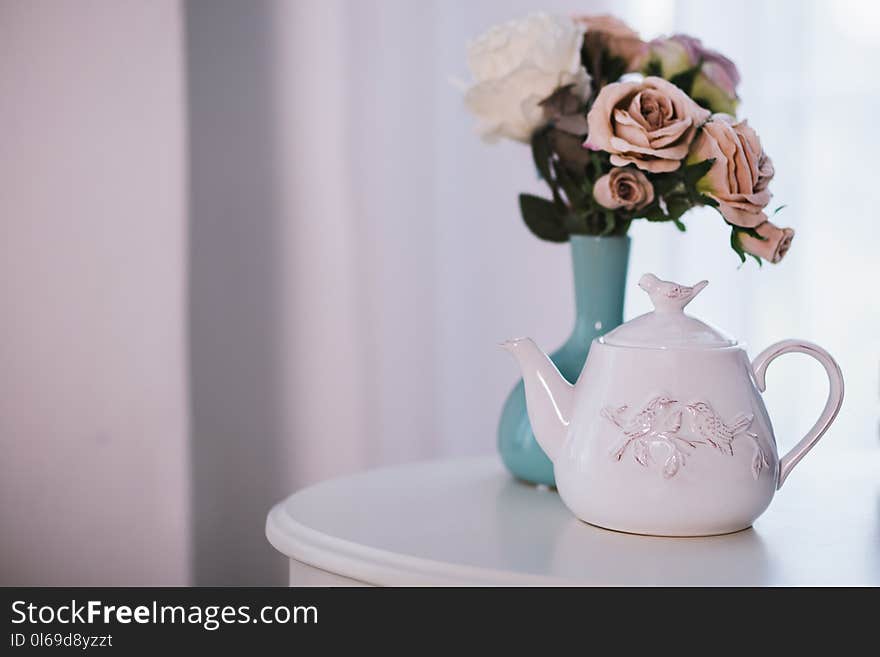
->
xmin=692 ymin=61 xmax=739 ymax=115
xmin=665 ymin=35 xmax=739 ymax=93
xmin=575 ymin=15 xmax=646 ymax=72
xmin=688 ymin=114 xmax=774 ymax=227
xmin=586 ymin=76 xmax=711 ymax=173
xmin=641 ymin=35 xmax=740 ymax=114
xmin=739 ymin=221 xmax=794 ymax=263
xmin=593 ymin=167 xmax=654 ymax=211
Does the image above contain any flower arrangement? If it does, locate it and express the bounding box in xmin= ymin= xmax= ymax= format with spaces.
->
xmin=464 ymin=13 xmax=793 ymax=264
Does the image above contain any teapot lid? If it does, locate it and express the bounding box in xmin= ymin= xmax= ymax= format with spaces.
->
xmin=600 ymin=273 xmax=736 ymax=349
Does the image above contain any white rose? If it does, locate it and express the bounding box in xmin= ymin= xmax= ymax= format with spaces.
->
xmin=464 ymin=13 xmax=590 ymax=143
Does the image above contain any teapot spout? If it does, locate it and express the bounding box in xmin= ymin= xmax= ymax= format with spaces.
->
xmin=500 ymin=338 xmax=574 ymax=463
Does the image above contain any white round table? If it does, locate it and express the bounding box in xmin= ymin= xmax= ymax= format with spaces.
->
xmin=266 ymin=451 xmax=880 ymax=586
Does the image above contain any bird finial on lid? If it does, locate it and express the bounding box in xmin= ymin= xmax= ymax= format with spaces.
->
xmin=638 ymin=273 xmax=709 ymax=313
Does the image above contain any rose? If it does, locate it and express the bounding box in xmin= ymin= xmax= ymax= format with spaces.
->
xmin=644 ymin=35 xmax=731 ymax=77
xmin=641 ymin=36 xmax=691 ymax=78
xmin=575 ymin=15 xmax=646 ymax=73
xmin=667 ymin=35 xmax=740 ymax=95
xmin=576 ymin=15 xmax=646 ymax=67
xmin=688 ymin=114 xmax=774 ymax=227
xmin=540 ymin=85 xmax=589 ymax=136
xmin=642 ymin=35 xmax=740 ymax=114
xmin=463 ymin=13 xmax=590 ymax=143
xmin=537 ymin=85 xmax=594 ymax=169
xmin=691 ymin=61 xmax=739 ymax=115
xmin=739 ymin=221 xmax=794 ymax=263
xmin=593 ymin=167 xmax=655 ymax=211
xmin=585 ymin=76 xmax=711 ymax=173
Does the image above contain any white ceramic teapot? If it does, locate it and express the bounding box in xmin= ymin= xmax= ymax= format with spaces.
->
xmin=502 ymin=273 xmax=844 ymax=537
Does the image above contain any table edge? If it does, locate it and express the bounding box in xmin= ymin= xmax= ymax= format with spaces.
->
xmin=265 ymin=497 xmax=572 ymax=586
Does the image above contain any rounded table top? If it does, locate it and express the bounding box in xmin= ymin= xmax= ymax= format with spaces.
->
xmin=266 ymin=452 xmax=880 ymax=586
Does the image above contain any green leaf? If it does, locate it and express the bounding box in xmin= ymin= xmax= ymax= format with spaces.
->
xmin=600 ymin=210 xmax=617 ymax=236
xmin=772 ymin=204 xmax=788 ymax=216
xmin=519 ymin=194 xmax=569 ymax=242
xmin=668 ymin=63 xmax=701 ymax=95
xmin=640 ymin=201 xmax=669 ymax=222
xmin=600 ymin=53 xmax=627 ymax=86
xmin=729 ymin=226 xmax=747 ymax=264
xmin=697 ymin=193 xmax=719 ymax=207
xmin=644 ymin=58 xmax=662 ymax=78
xmin=737 ymin=225 xmax=767 ymax=240
xmin=582 ymin=211 xmax=600 ymax=234
xmin=664 ymin=194 xmax=692 ymax=222
xmin=691 ymin=96 xmax=712 ymax=112
xmin=589 ymin=151 xmax=605 ymax=180
xmin=682 ymin=158 xmax=715 ymax=186
xmin=580 ymin=177 xmax=596 ymax=203
xmin=531 ymin=130 xmax=564 ymax=207
xmin=531 ymin=130 xmax=553 ymax=184
xmin=673 ymin=218 xmax=687 ymax=232
xmin=562 ymin=211 xmax=588 ymax=235
xmin=643 ymin=214 xmax=669 ymax=223
xmin=648 ymin=172 xmax=683 ymax=197
xmin=554 ymin=160 xmax=587 ymax=208
xmin=728 ymin=225 xmax=763 ymax=266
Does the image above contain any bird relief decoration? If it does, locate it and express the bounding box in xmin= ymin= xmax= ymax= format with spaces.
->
xmin=601 ymin=395 xmax=769 ymax=479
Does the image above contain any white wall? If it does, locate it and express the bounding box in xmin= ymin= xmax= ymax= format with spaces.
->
xmin=0 ymin=0 xmax=190 ymax=585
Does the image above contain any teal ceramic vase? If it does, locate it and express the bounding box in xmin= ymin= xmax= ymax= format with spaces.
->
xmin=498 ymin=235 xmax=631 ymax=486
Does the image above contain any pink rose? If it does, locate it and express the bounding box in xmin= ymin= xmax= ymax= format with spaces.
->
xmin=586 ymin=76 xmax=711 ymax=173
xmin=575 ymin=15 xmax=647 ymax=73
xmin=691 ymin=61 xmax=739 ymax=115
xmin=593 ymin=167 xmax=654 ymax=211
xmin=688 ymin=114 xmax=774 ymax=227
xmin=642 ymin=35 xmax=740 ymax=114
xmin=739 ymin=221 xmax=794 ymax=263
xmin=639 ymin=37 xmax=692 ymax=77
xmin=667 ymin=35 xmax=740 ymax=94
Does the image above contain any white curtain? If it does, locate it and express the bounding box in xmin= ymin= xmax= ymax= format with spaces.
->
xmin=3 ymin=0 xmax=877 ymax=586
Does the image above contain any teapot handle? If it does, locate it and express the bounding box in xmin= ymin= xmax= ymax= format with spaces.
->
xmin=751 ymin=340 xmax=844 ymax=489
